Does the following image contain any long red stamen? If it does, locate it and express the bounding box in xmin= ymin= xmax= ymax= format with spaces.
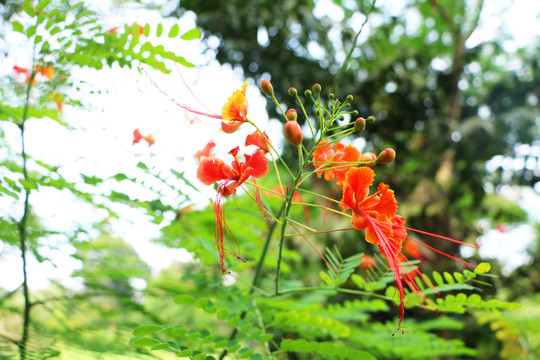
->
xmin=140 ymin=66 xmax=222 ymax=120
xmin=403 ymin=226 xmax=477 ymax=248
xmin=214 ymin=185 xmax=226 ymax=274
xmin=214 ymin=180 xmax=244 ymax=275
xmin=406 ymin=236 xmax=477 ymax=268
xmin=371 ymin=223 xmax=407 ymax=333
xmin=372 ymin=218 xmax=477 ymax=267
xmin=170 ymin=52 xmax=219 ymax=115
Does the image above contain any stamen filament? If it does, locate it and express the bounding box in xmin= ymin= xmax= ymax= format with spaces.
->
xmin=284 ymin=227 xmax=354 ymax=237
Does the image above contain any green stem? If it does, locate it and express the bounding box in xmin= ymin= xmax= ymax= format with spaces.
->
xmin=332 ymin=0 xmax=378 ymax=92
xmin=218 ymin=203 xmax=285 ymax=360
xmin=275 ymin=143 xmax=318 ymax=295
xmin=17 ymin=66 xmax=37 ymax=360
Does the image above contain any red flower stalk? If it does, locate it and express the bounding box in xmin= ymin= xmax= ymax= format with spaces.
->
xmin=340 ymin=166 xmax=476 ymax=333
xmin=197 ymin=146 xmax=269 ymax=274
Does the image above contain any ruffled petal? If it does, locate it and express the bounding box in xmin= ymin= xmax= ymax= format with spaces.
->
xmin=221 ymin=82 xmax=249 ymax=122
xmin=197 ymin=157 xmax=234 ymax=185
xmin=244 ymin=149 xmax=269 ymax=179
xmin=245 ymin=130 xmax=271 ymax=153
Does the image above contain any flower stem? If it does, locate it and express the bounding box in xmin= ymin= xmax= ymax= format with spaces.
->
xmin=218 ymin=203 xmax=284 ymax=360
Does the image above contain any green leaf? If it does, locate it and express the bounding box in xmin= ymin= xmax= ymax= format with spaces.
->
xmin=150 ymin=343 xmax=170 ymax=350
xmin=177 ymin=349 xmax=193 ymax=357
xmin=27 ymin=25 xmax=37 ymax=37
xmin=475 ymin=262 xmax=491 ymax=274
xmin=136 ymin=161 xmax=149 ymax=170
xmin=130 ymin=337 xmax=160 ymax=348
xmin=217 ymin=308 xmax=229 ymax=320
xmin=133 ymin=324 xmax=163 ymax=336
xmin=193 ymin=353 xmax=207 ymax=360
xmin=171 ymin=54 xmax=195 ymax=68
xmin=23 ymin=2 xmax=36 ymax=17
xmin=195 ymin=298 xmax=209 ymax=308
xmin=257 ymin=333 xmax=273 ymax=344
xmin=12 ymin=21 xmax=24 ymax=33
xmin=228 ymin=316 xmax=241 ymax=327
xmin=67 ymin=1 xmax=84 ymax=11
xmin=168 ymin=24 xmax=179 ymax=38
xmin=180 ymin=27 xmax=201 ymax=40
xmin=36 ymin=0 xmax=51 ymax=12
xmin=174 ymin=294 xmax=195 ymax=305
xmin=75 ymin=10 xmax=93 ymax=19
xmin=156 ymin=23 xmax=163 ymax=37
xmin=171 ymin=327 xmax=187 ymax=337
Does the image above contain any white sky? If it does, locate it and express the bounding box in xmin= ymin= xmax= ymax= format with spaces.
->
xmin=1 ymin=0 xmax=539 ymax=290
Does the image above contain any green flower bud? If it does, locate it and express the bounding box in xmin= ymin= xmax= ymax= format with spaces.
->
xmin=288 ymin=87 xmax=297 ymax=96
xmin=304 ymin=89 xmax=312 ymax=97
xmin=312 ymin=83 xmax=321 ymax=94
xmin=366 ymin=115 xmax=376 ymax=123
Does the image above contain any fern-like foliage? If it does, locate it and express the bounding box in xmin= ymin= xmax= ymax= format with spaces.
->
xmin=130 ymin=290 xmax=274 ymax=360
xmin=320 ymin=246 xmax=363 ymax=287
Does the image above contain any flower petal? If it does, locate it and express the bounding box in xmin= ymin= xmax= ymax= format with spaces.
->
xmin=245 ymin=149 xmax=269 ymax=179
xmin=197 ymin=157 xmax=234 ymax=185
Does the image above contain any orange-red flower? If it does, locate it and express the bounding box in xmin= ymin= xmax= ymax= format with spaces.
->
xmin=312 ymin=140 xmax=361 ymax=184
xmin=194 ymin=139 xmax=216 ymax=161
xmin=197 ymin=146 xmax=269 ymax=274
xmin=221 ymin=82 xmax=249 ymax=133
xmin=359 ymin=254 xmax=376 ymax=269
xmin=245 ymin=130 xmax=271 ymax=153
xmin=13 ymin=65 xmax=55 ymax=83
xmin=13 ymin=65 xmax=32 ymax=83
xmin=132 ymin=128 xmax=155 ymax=146
xmin=339 ymin=166 xmax=476 ymax=333
xmin=37 ymin=66 xmax=55 ymax=80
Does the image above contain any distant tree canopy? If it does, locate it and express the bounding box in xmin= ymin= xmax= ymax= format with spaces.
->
xmin=170 ymin=0 xmax=538 ymax=238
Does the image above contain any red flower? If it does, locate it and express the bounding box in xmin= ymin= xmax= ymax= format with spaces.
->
xmin=13 ymin=65 xmax=29 ymax=75
xmin=133 ymin=128 xmax=143 ymax=144
xmin=197 ymin=147 xmax=269 ymax=274
xmin=132 ymin=128 xmax=155 ymax=146
xmin=359 ymin=254 xmax=376 ymax=269
xmin=221 ymin=82 xmax=249 ymax=133
xmin=340 ymin=167 xmax=476 ymax=333
xmin=194 ymin=140 xmax=216 ymax=161
xmin=37 ymin=66 xmax=55 ymax=80
xmin=13 ymin=65 xmax=32 ymax=83
xmin=312 ymin=140 xmax=361 ymax=184
xmin=245 ymin=130 xmax=271 ymax=153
